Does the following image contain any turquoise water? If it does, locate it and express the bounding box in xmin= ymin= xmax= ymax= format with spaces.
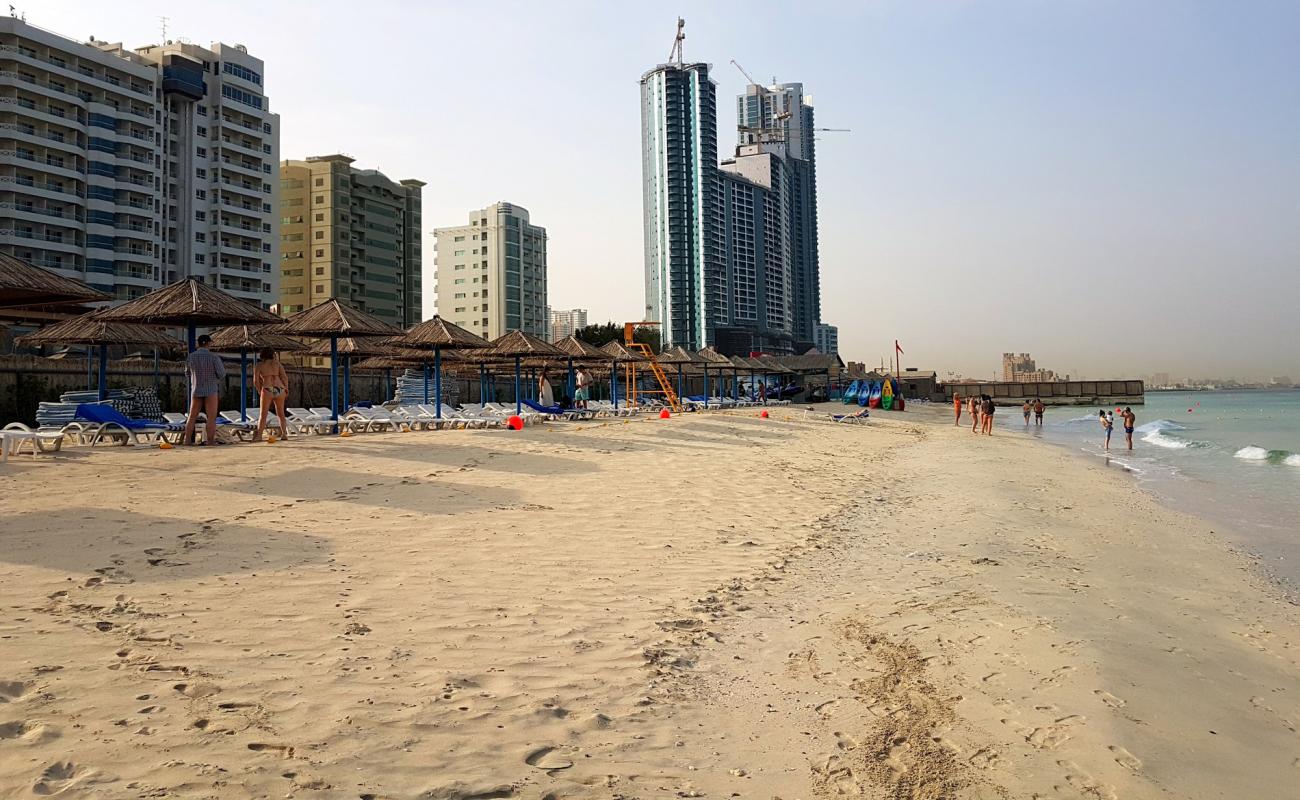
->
xmin=1028 ymin=390 xmax=1300 ymax=591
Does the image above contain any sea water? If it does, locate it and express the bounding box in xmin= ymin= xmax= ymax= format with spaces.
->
xmin=1025 ymin=390 xmax=1300 ymax=591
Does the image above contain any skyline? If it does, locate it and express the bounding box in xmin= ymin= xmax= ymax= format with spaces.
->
xmin=30 ymin=0 xmax=1300 ymax=380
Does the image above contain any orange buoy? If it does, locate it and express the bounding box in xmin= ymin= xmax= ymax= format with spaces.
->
xmin=660 ymin=408 xmax=671 ymax=419
xmin=760 ymin=410 xmax=770 ymax=419
xmin=507 ymin=415 xmax=524 ymax=430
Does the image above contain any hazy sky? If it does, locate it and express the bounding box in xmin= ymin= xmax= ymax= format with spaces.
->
xmin=40 ymin=1 xmax=1300 ymax=379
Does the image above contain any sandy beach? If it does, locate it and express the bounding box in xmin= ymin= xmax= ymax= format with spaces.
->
xmin=1 ymin=406 xmax=1297 ymax=799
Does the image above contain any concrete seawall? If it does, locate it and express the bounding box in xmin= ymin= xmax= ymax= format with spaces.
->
xmin=942 ymin=379 xmax=1144 ymax=407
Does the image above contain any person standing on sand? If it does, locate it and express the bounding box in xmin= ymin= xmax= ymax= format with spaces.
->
xmin=954 ymin=392 xmax=963 ymax=425
xmin=1121 ymin=406 xmax=1137 ymax=450
xmin=538 ymin=368 xmax=555 ymax=407
xmin=1100 ymin=410 xmax=1113 ymax=451
xmin=252 ymin=348 xmax=290 ymax=442
xmin=183 ymin=334 xmax=225 ymax=446
xmin=970 ymin=395 xmax=980 ymax=433
xmin=1034 ymin=398 xmax=1045 ymax=426
xmin=574 ymin=365 xmax=591 ymax=410
xmin=1023 ymin=399 xmax=1032 ymax=426
xmin=982 ymin=395 xmax=996 ymax=435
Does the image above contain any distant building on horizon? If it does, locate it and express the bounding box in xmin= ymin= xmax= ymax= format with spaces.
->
xmin=549 ymin=307 xmax=587 ymax=342
xmin=813 ymin=323 xmax=838 ymax=356
xmin=279 ymin=155 xmax=423 ymax=325
xmin=1002 ymin=352 xmax=1063 ymax=382
xmin=0 ymin=17 xmax=280 ymax=307
xmin=434 ymin=202 xmax=547 ymax=339
xmin=639 ymin=24 xmax=822 ymax=355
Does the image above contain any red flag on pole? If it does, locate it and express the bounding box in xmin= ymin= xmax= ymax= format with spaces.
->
xmin=895 ymin=340 xmax=904 ymax=355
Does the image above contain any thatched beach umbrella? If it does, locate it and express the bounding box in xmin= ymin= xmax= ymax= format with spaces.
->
xmin=656 ymin=345 xmax=699 ymax=404
xmin=553 ymin=334 xmax=608 ymax=399
xmin=695 ymin=346 xmax=734 ymax=409
xmin=303 ymin=336 xmax=408 ymax=411
xmin=397 ymin=316 xmax=492 ymax=419
xmin=18 ymin=310 xmax=182 ymax=400
xmin=94 ymin=277 xmax=280 ymax=351
xmin=0 ymin=252 xmax=111 ymax=309
xmin=208 ymin=325 xmax=310 ymax=421
xmin=276 ymin=300 xmax=403 ymax=424
xmin=600 ymin=340 xmax=644 ymax=409
xmin=488 ymin=330 xmax=566 ymax=415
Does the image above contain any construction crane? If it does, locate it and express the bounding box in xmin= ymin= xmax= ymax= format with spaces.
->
xmin=730 ymin=59 xmax=757 ymax=86
xmin=668 ymin=18 xmax=685 ymax=65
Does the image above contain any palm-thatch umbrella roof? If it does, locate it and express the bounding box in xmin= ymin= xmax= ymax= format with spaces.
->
xmin=207 ymin=324 xmax=309 ymax=353
xmin=695 ymin=346 xmax=734 ymax=366
xmin=600 ymin=340 xmax=644 ymax=362
xmin=399 ymin=316 xmax=492 ymax=350
xmin=0 ymin=252 xmax=111 ymax=308
xmin=276 ymin=299 xmax=403 ymax=338
xmin=655 ymin=345 xmax=699 ymax=364
xmin=553 ymin=334 xmax=608 ymax=361
xmin=17 ymin=311 xmax=182 ymax=350
xmin=304 ymin=336 xmax=407 ymax=358
xmin=489 ymin=330 xmax=566 ymax=359
xmin=95 ymin=277 xmax=280 ymax=326
xmin=754 ymin=355 xmax=795 ymax=374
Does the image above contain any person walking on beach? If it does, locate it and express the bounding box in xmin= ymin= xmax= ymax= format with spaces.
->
xmin=183 ymin=334 xmax=225 ymax=446
xmin=1121 ymin=406 xmax=1137 ymax=450
xmin=1022 ymin=399 xmax=1032 ymax=426
xmin=969 ymin=395 xmax=980 ymax=433
xmin=982 ymin=395 xmax=996 ymax=435
xmin=758 ymin=381 xmax=767 ymax=405
xmin=252 ymin=348 xmax=290 ymax=442
xmin=574 ymin=365 xmax=591 ymax=410
xmin=538 ymin=368 xmax=555 ymax=407
xmin=1100 ymin=410 xmax=1114 ymax=451
xmin=1034 ymin=398 xmax=1045 ymax=426
xmin=954 ymin=392 xmax=963 ymax=425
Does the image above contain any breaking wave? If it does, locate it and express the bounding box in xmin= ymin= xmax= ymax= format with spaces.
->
xmin=1234 ymin=445 xmax=1297 ymax=464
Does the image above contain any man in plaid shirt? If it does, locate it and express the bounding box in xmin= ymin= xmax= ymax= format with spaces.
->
xmin=183 ymin=334 xmax=226 ymax=445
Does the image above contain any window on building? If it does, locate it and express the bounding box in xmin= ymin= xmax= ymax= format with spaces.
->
xmin=454 ymin=235 xmax=465 ymax=242
xmin=315 ymin=284 xmax=325 ymax=293
xmin=315 ymin=248 xmax=324 ymax=257
xmin=315 ymin=213 xmax=324 ymax=222
xmin=454 ymin=250 xmax=465 ymax=257
xmin=314 ymin=195 xmax=324 ymax=203
xmin=314 ymin=231 xmax=324 ymax=239
xmin=195 ymin=254 xmax=205 ymax=264
xmin=314 ymin=178 xmax=324 ymax=187
xmin=195 ymin=232 xmax=206 ymax=242
xmin=196 ymin=189 xmax=206 ymax=200
xmin=315 ymin=267 xmax=324 ymax=275
xmin=195 ymin=210 xmax=206 ymax=221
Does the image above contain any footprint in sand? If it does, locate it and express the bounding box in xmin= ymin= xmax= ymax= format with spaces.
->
xmin=524 ymin=746 xmax=573 ymax=771
xmin=32 ymin=761 xmax=93 ymax=795
xmin=1095 ymin=690 xmax=1126 ymax=708
xmin=0 ymin=680 xmax=30 ymax=703
xmin=1110 ymin=745 xmax=1142 ymax=770
xmin=1027 ymin=715 xmax=1085 ymax=750
xmin=247 ymin=742 xmax=295 ymax=758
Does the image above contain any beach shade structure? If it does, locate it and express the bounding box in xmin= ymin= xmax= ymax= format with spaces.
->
xmin=695 ymin=346 xmax=734 ymax=408
xmin=94 ymin=277 xmax=281 ymax=351
xmin=0 ymin=252 xmax=111 ymax=309
xmin=600 ymin=340 xmax=644 ymax=409
xmin=396 ymin=316 xmax=492 ymax=420
xmin=655 ymin=346 xmax=699 ymax=407
xmin=553 ymin=334 xmax=609 ymax=399
xmin=17 ymin=310 xmax=182 ymax=401
xmin=276 ymin=299 xmax=404 ymax=425
xmin=728 ymin=355 xmax=752 ymax=401
xmin=488 ymin=330 xmax=566 ymax=415
xmin=208 ymin=325 xmax=310 ymax=421
xmin=304 ymin=336 xmax=408 ymax=415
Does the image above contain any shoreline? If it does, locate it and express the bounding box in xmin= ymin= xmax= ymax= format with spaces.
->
xmin=1 ymin=408 xmax=1297 ymax=798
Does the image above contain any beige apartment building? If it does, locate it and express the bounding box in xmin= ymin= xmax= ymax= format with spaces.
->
xmin=433 ymin=202 xmax=546 ymax=339
xmin=279 ymin=154 xmax=423 ymax=326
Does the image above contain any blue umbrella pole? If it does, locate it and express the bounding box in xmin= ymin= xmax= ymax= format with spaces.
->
xmin=329 ymin=336 xmax=339 ymax=429
xmin=514 ymin=356 xmax=522 ymax=415
xmin=97 ymin=344 xmax=108 ymax=401
xmin=479 ymin=363 xmax=487 ymax=404
xmin=385 ymin=368 xmax=392 ymax=401
xmin=187 ymin=322 xmax=196 ymax=353
xmin=343 ymin=357 xmax=352 ymax=414
xmin=423 ymin=362 xmax=430 ymax=404
xmin=239 ymin=349 xmax=248 ymax=421
xmin=703 ymin=367 xmax=709 ymax=410
xmin=676 ymin=364 xmax=683 ymax=403
xmin=611 ymin=360 xmax=619 ymax=409
xmin=567 ymin=357 xmax=575 ymax=400
xmin=434 ymin=347 xmax=442 ymax=419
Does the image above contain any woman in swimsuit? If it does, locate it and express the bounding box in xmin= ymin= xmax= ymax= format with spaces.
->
xmin=1099 ymin=409 xmax=1113 ymax=451
xmin=253 ymin=348 xmax=290 ymax=442
xmin=1022 ymin=400 xmax=1032 ymax=425
xmin=970 ymin=395 xmax=980 ymax=433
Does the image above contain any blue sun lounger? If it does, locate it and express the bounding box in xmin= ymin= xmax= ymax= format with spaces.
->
xmin=75 ymin=403 xmax=170 ymax=446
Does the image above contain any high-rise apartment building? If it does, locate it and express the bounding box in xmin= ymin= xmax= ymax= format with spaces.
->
xmin=0 ymin=17 xmax=280 ymax=307
xmin=639 ymin=23 xmax=822 ymax=354
xmin=640 ymin=58 xmax=719 ymax=351
xmin=279 ymin=155 xmax=423 ymax=325
xmin=433 ymin=202 xmax=546 ymax=339
xmin=813 ymin=322 xmax=838 ymax=356
xmin=548 ymin=307 xmax=587 ymax=342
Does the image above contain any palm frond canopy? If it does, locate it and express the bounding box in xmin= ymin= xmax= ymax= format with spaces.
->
xmin=695 ymin=346 xmax=734 ymax=365
xmin=207 ymin=325 xmax=309 ymax=353
xmin=400 ymin=316 xmax=492 ymax=349
xmin=489 ymin=330 xmax=566 ymax=359
xmin=17 ymin=311 xmax=182 ymax=349
xmin=654 ymin=345 xmax=699 ymax=364
xmin=303 ymin=336 xmax=406 ymax=357
xmin=95 ymin=278 xmax=280 ymax=326
xmin=276 ymin=299 xmax=403 ymax=338
xmin=552 ymin=334 xmax=608 ymax=360
xmin=0 ymin=252 xmax=111 ymax=308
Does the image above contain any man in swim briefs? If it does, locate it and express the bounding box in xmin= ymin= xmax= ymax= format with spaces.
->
xmin=1122 ymin=406 xmax=1136 ymax=450
xmin=1033 ymin=398 xmax=1045 ymax=425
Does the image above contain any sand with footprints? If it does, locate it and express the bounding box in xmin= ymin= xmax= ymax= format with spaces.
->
xmin=1 ymin=407 xmax=1297 ymax=798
